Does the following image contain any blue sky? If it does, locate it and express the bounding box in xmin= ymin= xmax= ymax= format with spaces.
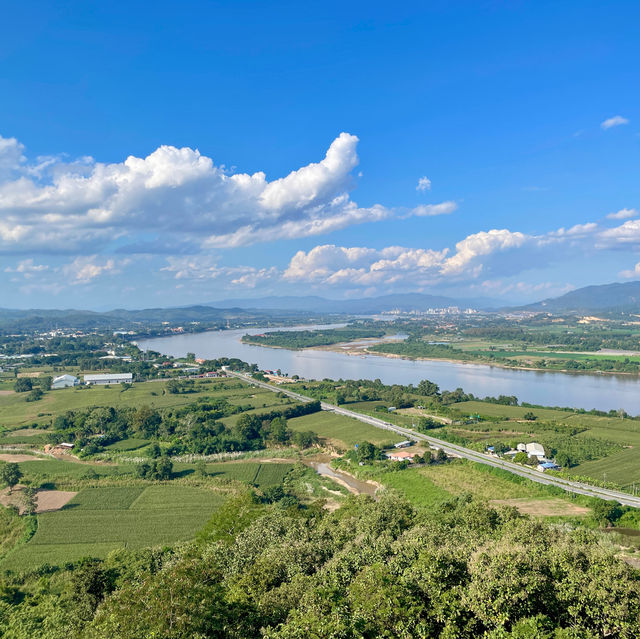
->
xmin=0 ymin=1 xmax=639 ymax=309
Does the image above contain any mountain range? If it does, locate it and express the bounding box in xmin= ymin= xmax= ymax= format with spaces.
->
xmin=520 ymin=281 xmax=640 ymax=313
xmin=3 ymin=281 xmax=640 ymax=331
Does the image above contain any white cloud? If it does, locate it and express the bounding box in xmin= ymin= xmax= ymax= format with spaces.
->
xmin=601 ymin=115 xmax=629 ymax=130
xmin=416 ymin=176 xmax=431 ymax=191
xmin=0 ymin=132 xmax=455 ymax=254
xmin=161 ymin=256 xmax=278 ymax=289
xmin=4 ymin=258 xmax=49 ymax=275
xmin=606 ymin=208 xmax=638 ymax=220
xmin=62 ymin=256 xmax=122 ymax=284
xmin=620 ymin=263 xmax=640 ymax=279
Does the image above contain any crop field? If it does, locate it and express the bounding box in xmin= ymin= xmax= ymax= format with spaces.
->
xmin=0 ymin=377 xmax=256 ymax=430
xmin=169 ymin=461 xmax=294 ymax=488
xmin=16 ymin=459 xmax=135 ymax=483
xmin=2 ymin=485 xmax=225 ymax=570
xmin=287 ymin=411 xmax=403 ymax=447
xmin=574 ymin=449 xmax=640 ymax=488
xmin=104 ymin=438 xmax=151 ymax=451
xmin=453 ymin=401 xmax=570 ymax=420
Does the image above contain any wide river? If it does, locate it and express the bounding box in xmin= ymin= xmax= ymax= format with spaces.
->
xmin=138 ymin=325 xmax=640 ymax=414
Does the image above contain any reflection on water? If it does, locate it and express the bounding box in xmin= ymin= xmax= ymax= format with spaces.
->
xmin=138 ymin=326 xmax=640 ymax=414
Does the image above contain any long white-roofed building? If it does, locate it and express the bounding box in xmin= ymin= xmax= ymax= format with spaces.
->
xmin=83 ymin=373 xmax=133 ymax=385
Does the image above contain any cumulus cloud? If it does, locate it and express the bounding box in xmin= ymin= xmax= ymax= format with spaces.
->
xmin=283 ymin=228 xmax=530 ymax=287
xmin=601 ymin=115 xmax=629 ymax=130
xmin=416 ymin=176 xmax=431 ymax=191
xmin=607 ymin=208 xmax=638 ymax=220
xmin=619 ymin=263 xmax=640 ymax=279
xmin=0 ymin=132 xmax=455 ymax=254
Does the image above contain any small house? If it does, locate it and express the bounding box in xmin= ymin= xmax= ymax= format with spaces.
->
xmin=537 ymin=461 xmax=561 ymax=472
xmin=386 ymin=450 xmax=415 ymax=462
xmin=394 ymin=440 xmax=413 ymax=448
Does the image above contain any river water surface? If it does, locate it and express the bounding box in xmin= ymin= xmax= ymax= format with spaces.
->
xmin=138 ymin=326 xmax=640 ymax=414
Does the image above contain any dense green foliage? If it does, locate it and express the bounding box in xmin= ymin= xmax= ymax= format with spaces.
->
xmin=0 ymin=494 xmax=638 ymax=637
xmin=47 ymin=397 xmax=321 ymax=456
xmin=242 ymin=325 xmax=386 ymax=349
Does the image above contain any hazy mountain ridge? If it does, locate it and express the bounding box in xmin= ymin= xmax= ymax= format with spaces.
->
xmin=520 ymin=281 xmax=640 ymax=313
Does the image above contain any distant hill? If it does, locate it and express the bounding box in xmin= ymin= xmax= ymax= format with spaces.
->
xmin=0 ymin=305 xmax=263 ymax=332
xmin=522 ymin=281 xmax=640 ymax=313
xmin=207 ymin=293 xmax=498 ymax=313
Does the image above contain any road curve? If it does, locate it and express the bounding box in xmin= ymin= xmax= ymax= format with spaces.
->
xmin=226 ymin=370 xmax=640 ymax=508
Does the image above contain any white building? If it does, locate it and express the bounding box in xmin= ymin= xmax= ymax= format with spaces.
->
xmin=525 ymin=442 xmax=545 ymax=459
xmin=84 ymin=373 xmax=133 ymax=385
xmin=52 ymin=374 xmax=79 ymax=390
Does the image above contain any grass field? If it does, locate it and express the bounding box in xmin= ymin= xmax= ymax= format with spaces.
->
xmin=287 ymin=412 xmax=403 ymax=448
xmin=574 ymin=449 xmax=640 ymax=488
xmin=2 ymin=485 xmax=225 ymax=570
xmin=0 ymin=378 xmax=262 ymax=430
xmin=378 ymin=468 xmax=451 ymax=508
xmin=0 ymin=507 xmax=27 ymax=561
xmin=104 ymin=438 xmax=151 ymax=451
xmin=453 ymin=401 xmax=570 ymax=420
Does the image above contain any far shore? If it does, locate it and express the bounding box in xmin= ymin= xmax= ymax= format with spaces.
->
xmin=242 ymin=335 xmax=640 ymax=378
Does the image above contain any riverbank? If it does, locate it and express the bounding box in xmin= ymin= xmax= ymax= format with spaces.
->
xmin=315 ymin=340 xmax=640 ymax=378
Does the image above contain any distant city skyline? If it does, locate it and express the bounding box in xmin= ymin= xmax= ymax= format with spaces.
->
xmin=1 ymin=1 xmax=639 ymax=308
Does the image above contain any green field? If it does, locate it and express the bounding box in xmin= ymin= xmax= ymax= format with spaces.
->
xmin=16 ymin=459 xmax=135 ymax=483
xmin=574 ymin=449 xmax=640 ymax=488
xmin=201 ymin=462 xmax=293 ymax=488
xmin=0 ymin=378 xmax=263 ymax=430
xmin=287 ymin=411 xmax=403 ymax=447
xmin=2 ymin=485 xmax=225 ymax=570
xmin=453 ymin=401 xmax=570 ymax=420
xmin=378 ymin=468 xmax=451 ymax=508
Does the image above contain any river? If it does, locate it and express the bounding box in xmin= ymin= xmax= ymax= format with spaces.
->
xmin=138 ymin=325 xmax=640 ymax=414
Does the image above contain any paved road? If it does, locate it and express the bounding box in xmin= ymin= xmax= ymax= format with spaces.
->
xmin=226 ymin=370 xmax=640 ymax=508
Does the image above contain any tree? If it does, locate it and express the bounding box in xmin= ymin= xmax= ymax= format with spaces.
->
xmin=25 ymin=388 xmax=44 ymax=402
xmin=514 ymin=451 xmax=529 ymax=464
xmin=0 ymin=463 xmax=22 ymax=493
xmin=186 ymin=352 xmax=196 ymax=362
xmin=523 ymin=411 xmax=537 ymax=421
xmin=21 ymin=486 xmax=37 ymax=515
xmin=435 ymin=448 xmax=448 ymax=462
xmin=39 ymin=375 xmax=53 ymax=391
xmin=155 ymin=457 xmax=173 ymax=480
xmin=196 ymin=461 xmax=207 ymax=477
xmin=417 ymin=379 xmax=440 ymax=397
xmin=147 ymin=442 xmax=162 ymax=459
xmin=13 ymin=378 xmax=32 ymax=393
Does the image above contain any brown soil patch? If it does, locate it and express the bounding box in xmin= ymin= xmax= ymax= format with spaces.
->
xmin=490 ymin=498 xmax=591 ymax=517
xmin=36 ymin=490 xmax=77 ymax=513
xmin=0 ymin=454 xmax=43 ymax=462
xmin=0 ymin=485 xmax=77 ymax=514
xmin=0 ymin=390 xmax=15 ymax=396
xmin=396 ymin=407 xmax=452 ymax=424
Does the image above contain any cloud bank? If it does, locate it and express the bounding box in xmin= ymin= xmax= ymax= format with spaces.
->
xmin=0 ymin=132 xmax=455 ymax=254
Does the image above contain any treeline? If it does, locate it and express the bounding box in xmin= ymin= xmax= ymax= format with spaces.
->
xmin=463 ymin=325 xmax=640 ymax=352
xmin=48 ymin=399 xmax=322 ymax=456
xmin=242 ymin=326 xmax=386 ymax=349
xmin=1 ymin=493 xmax=639 ymax=637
